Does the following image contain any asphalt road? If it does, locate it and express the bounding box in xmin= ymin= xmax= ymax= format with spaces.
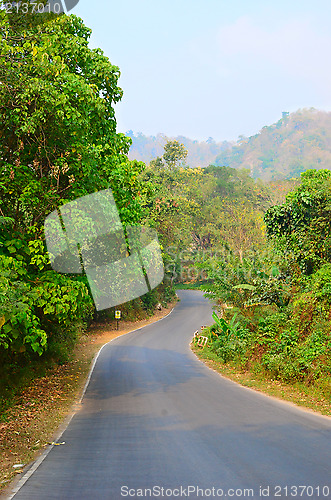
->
xmin=9 ymin=291 xmax=331 ymax=500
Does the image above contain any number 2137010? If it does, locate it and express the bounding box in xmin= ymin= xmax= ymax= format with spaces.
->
xmin=273 ymin=485 xmax=330 ymax=497
xmin=1 ymin=2 xmax=62 ymax=14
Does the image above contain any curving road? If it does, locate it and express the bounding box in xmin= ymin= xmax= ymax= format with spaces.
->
xmin=9 ymin=291 xmax=331 ymax=500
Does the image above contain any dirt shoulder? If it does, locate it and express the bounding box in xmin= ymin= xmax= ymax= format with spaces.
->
xmin=0 ymin=302 xmax=177 ymax=496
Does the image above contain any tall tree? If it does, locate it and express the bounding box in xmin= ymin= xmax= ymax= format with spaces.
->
xmin=162 ymin=140 xmax=188 ymax=169
xmin=0 ymin=10 xmax=147 ymax=230
xmin=0 ymin=11 xmax=148 ymax=358
xmin=264 ymin=169 xmax=331 ymax=275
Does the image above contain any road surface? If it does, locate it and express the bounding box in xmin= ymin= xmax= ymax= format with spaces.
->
xmin=9 ymin=291 xmax=331 ymax=499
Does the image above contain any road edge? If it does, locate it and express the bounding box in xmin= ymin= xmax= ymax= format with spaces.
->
xmin=190 ymin=345 xmax=331 ymax=422
xmin=5 ymin=305 xmax=176 ymax=500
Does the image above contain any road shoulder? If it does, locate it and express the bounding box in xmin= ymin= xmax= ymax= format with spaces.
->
xmin=192 ymin=344 xmax=331 ymax=418
xmin=0 ymin=302 xmax=177 ymax=497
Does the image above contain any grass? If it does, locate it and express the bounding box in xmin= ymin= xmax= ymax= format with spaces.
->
xmin=175 ymin=281 xmax=204 ymax=290
xmin=192 ymin=343 xmax=331 ymax=417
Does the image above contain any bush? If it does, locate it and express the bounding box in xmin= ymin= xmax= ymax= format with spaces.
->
xmin=208 ymin=312 xmax=251 ymax=363
xmin=261 ymin=352 xmax=306 ymax=382
xmin=0 ymin=249 xmax=94 ymax=361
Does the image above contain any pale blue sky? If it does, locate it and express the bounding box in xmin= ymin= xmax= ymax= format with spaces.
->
xmin=72 ymin=0 xmax=331 ymax=141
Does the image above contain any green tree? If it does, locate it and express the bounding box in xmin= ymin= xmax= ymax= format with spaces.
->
xmin=0 ymin=11 xmax=149 ymax=359
xmin=0 ymin=11 xmax=147 ymax=230
xmin=162 ymin=140 xmax=188 ymax=169
xmin=264 ymin=169 xmax=331 ymax=275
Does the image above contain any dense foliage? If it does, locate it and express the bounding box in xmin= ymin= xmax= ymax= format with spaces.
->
xmin=265 ymin=169 xmax=331 ymax=274
xmin=143 ymin=154 xmax=271 ymax=286
xmin=199 ymin=170 xmax=331 ymax=397
xmin=215 ymin=109 xmax=331 ymax=181
xmin=0 ymin=11 xmax=171 ymax=378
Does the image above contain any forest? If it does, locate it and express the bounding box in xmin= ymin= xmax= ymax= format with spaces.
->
xmin=0 ymin=10 xmax=330 ymax=415
xmin=0 ymin=11 xmax=175 ymax=398
xmin=128 ymin=109 xmax=331 ymax=182
xmin=214 ymin=108 xmax=331 ymax=181
xmin=127 ymin=131 xmax=232 ymax=169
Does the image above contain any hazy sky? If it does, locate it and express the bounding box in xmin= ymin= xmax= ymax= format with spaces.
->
xmin=72 ymin=0 xmax=331 ymax=142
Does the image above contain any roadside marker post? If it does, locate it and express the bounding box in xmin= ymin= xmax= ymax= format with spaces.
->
xmin=115 ymin=310 xmax=121 ymax=330
xmin=197 ymin=336 xmax=208 ymax=347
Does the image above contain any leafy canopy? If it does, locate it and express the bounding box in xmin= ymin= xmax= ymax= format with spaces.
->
xmin=264 ymin=169 xmax=331 ymax=274
xmin=0 ymin=10 xmax=147 ymax=229
xmin=0 ymin=11 xmax=149 ymax=358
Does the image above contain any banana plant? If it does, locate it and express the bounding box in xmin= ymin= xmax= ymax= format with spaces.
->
xmin=212 ymin=311 xmax=240 ymax=337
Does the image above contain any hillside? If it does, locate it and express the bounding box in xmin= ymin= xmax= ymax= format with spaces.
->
xmin=215 ymin=108 xmax=331 ymax=181
xmin=126 ymin=131 xmax=232 ymax=168
xmin=127 ymin=109 xmax=331 ymax=181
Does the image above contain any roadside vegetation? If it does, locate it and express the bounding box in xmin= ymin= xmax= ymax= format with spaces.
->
xmin=191 ymin=170 xmax=331 ymax=413
xmin=144 ymin=138 xmax=330 ymax=413
xmin=0 ymin=11 xmax=175 ymax=417
xmin=191 ymin=344 xmax=331 ymax=416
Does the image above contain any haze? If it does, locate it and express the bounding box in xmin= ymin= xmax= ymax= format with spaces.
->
xmin=73 ymin=0 xmax=330 ymax=141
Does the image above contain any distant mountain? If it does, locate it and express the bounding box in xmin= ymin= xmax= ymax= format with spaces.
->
xmin=126 ymin=131 xmax=233 ymax=168
xmin=215 ymin=108 xmax=331 ymax=181
xmin=127 ymin=109 xmax=331 ymax=181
